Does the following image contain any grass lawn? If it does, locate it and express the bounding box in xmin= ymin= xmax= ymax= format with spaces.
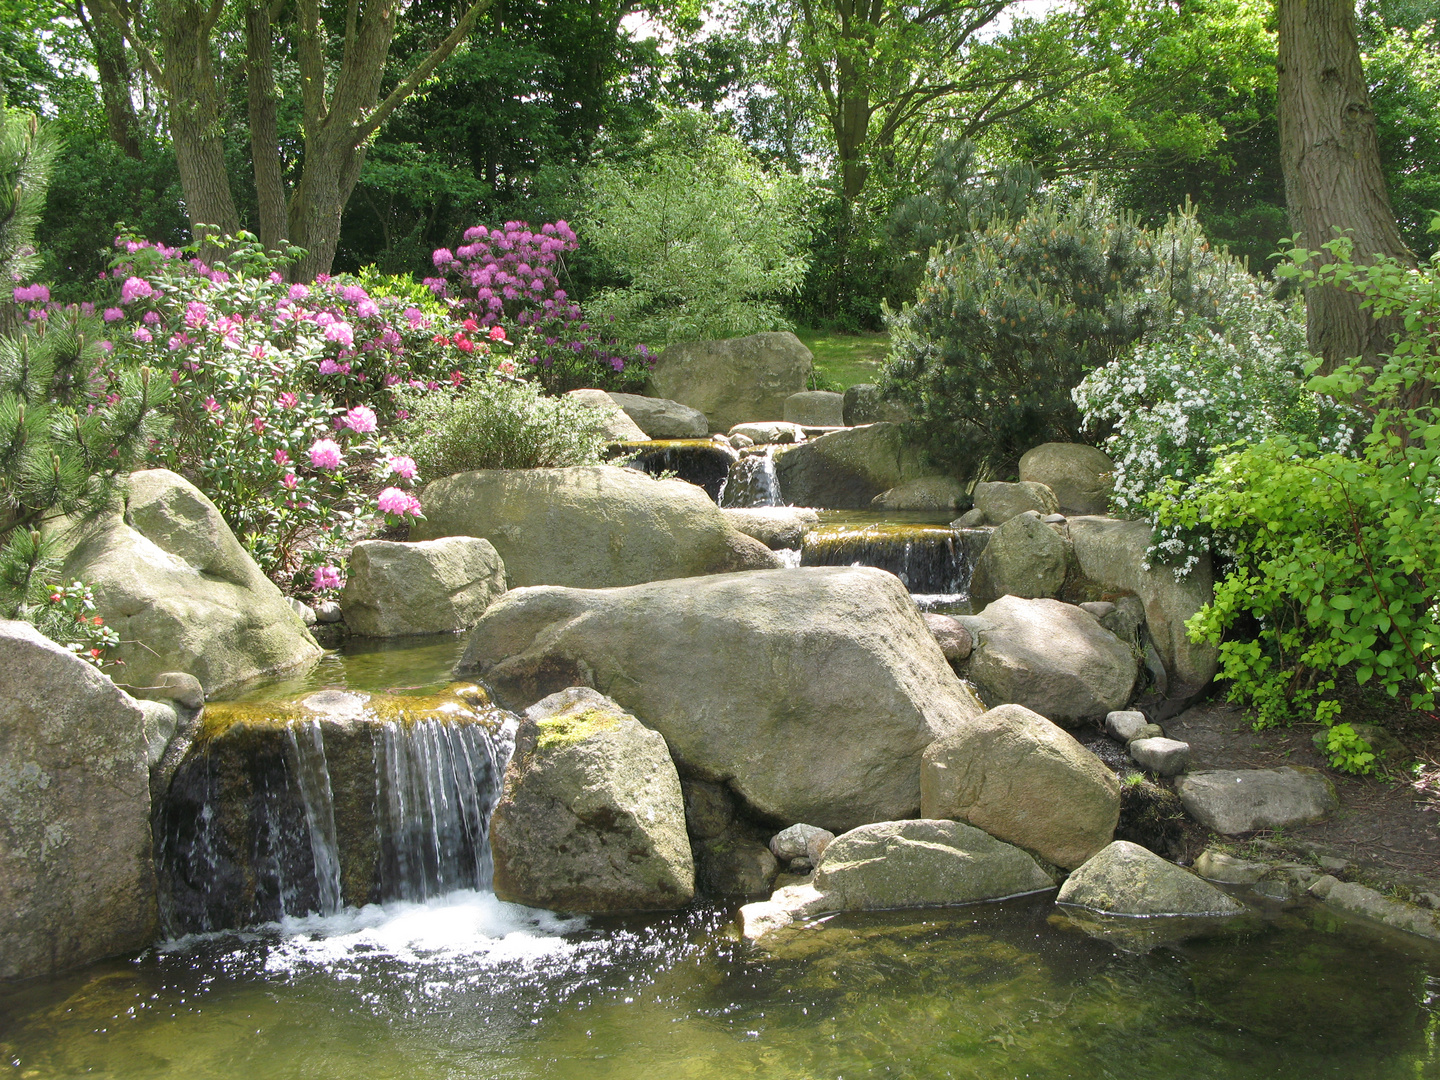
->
xmin=794 ymin=327 xmax=891 ymax=390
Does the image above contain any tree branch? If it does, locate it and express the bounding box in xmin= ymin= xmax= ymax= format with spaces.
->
xmin=90 ymin=0 xmax=168 ymax=91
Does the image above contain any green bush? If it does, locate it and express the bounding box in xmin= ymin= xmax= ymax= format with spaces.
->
xmin=397 ymin=376 xmax=607 ymax=476
xmin=882 ymin=190 xmax=1249 ymax=479
xmin=1169 ymin=236 xmax=1440 ymax=773
xmin=579 ymin=113 xmax=810 ymax=348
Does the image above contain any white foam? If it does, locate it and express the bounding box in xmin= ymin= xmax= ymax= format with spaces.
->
xmin=261 ymin=890 xmax=585 ymax=970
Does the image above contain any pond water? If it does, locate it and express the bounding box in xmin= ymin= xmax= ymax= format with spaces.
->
xmin=3 ymin=892 xmax=1438 ymax=1079
xmin=10 ymin=633 xmax=1439 ymax=1079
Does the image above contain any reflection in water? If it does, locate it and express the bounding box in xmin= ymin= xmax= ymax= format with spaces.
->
xmin=2 ymin=894 xmax=1437 ymax=1080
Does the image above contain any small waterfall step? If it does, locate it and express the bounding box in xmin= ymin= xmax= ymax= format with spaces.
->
xmin=158 ymin=684 xmax=515 ymax=934
xmin=800 ymin=518 xmax=991 ymax=604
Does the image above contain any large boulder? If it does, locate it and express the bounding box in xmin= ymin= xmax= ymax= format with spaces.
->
xmin=52 ymin=469 xmax=321 ymax=696
xmin=341 ymin=537 xmax=506 ymax=637
xmin=722 ymin=506 xmax=819 ymax=549
xmin=1175 ymin=767 xmax=1339 ymax=835
xmin=842 ymin=383 xmax=909 ymax=426
xmin=739 ymin=819 xmax=1055 ymax=938
xmin=458 ymin=566 xmax=984 ymax=832
xmin=1057 ymin=840 xmax=1245 ymax=916
xmin=783 ymin=390 xmax=845 ymax=427
xmin=608 ymin=392 xmax=709 ymax=439
xmin=870 ymin=476 xmax=968 ymax=511
xmin=963 ymin=596 xmax=1138 ymax=724
xmin=774 ymin=422 xmax=929 ymax=509
xmin=564 ymin=389 xmax=648 ymax=442
xmin=1065 ymin=516 xmax=1218 ymax=696
xmin=968 ymin=511 xmax=1072 ymax=608
xmin=1019 ymin=443 xmax=1115 ymax=515
xmin=0 ymin=621 xmax=155 ymax=978
xmin=490 ymin=687 xmax=694 ymax=912
xmin=971 ymin=481 xmax=1058 ymax=525
xmin=411 ymin=466 xmax=780 ymax=589
xmin=648 ymin=332 xmax=813 ymax=432
xmin=920 ymin=703 xmax=1120 ymax=870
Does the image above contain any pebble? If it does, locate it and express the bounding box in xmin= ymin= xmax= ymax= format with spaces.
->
xmin=314 ymin=600 xmax=343 ymax=623
xmin=1105 ymin=710 xmax=1148 ymax=742
xmin=1129 ymin=736 xmax=1191 ymax=776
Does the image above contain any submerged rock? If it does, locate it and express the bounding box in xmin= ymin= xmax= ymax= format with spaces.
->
xmin=964 ymin=596 xmax=1138 ymax=724
xmin=1057 ymin=841 xmax=1245 ymax=916
xmin=1176 ymin=767 xmax=1339 ymax=835
xmin=459 ymin=566 xmax=983 ymax=833
xmin=1018 ymin=443 xmax=1115 ymax=516
xmin=52 ymin=469 xmax=321 ymax=696
xmin=490 ymin=687 xmax=694 ymax=912
xmin=774 ymin=422 xmax=929 ymax=509
xmin=412 ymin=465 xmax=779 ymax=589
xmin=920 ymin=703 xmax=1120 ymax=870
xmin=648 ymin=332 xmax=813 ymax=432
xmin=0 ymin=621 xmax=156 ymax=979
xmin=341 ymin=537 xmax=506 ymax=637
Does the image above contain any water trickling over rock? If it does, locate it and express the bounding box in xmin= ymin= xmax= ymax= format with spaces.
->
xmin=611 ymin=440 xmax=738 ymax=502
xmin=157 ymin=685 xmax=514 ymax=934
xmin=720 ymin=448 xmax=784 ymax=508
xmin=800 ymin=522 xmax=991 ymax=607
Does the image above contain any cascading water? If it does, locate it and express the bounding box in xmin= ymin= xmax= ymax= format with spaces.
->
xmin=611 ymin=440 xmax=738 ymax=501
xmin=157 ymin=686 xmax=515 ymax=934
xmin=800 ymin=520 xmax=992 ymax=611
xmin=719 ymin=448 xmax=784 ymax=508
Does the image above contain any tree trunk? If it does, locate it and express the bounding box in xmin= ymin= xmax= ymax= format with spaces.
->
xmin=160 ymin=1 xmax=241 ymax=248
xmin=1277 ymin=0 xmax=1412 ymax=370
xmin=79 ymin=3 xmax=143 ymax=160
xmin=246 ymin=1 xmax=289 ymax=253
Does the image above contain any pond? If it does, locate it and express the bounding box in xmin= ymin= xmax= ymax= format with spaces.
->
xmin=7 ymin=639 xmax=1438 ymax=1080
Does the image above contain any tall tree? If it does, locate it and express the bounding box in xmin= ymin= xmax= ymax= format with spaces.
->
xmin=1277 ymin=0 xmax=1413 ymax=369
xmin=94 ymin=0 xmax=498 ymax=277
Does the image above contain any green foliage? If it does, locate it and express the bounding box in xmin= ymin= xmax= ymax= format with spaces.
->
xmin=0 ymin=547 xmax=124 ymax=669
xmin=882 ymin=190 xmax=1242 ymax=478
xmin=1172 ymin=236 xmax=1440 ymax=772
xmin=396 ymin=375 xmax=607 ymax=476
xmin=0 ymin=108 xmax=58 ymax=298
xmin=1074 ymin=280 xmax=1357 ymax=573
xmin=579 ymin=113 xmax=810 ymax=347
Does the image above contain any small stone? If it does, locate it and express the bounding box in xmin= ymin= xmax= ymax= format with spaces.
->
xmin=1309 ymin=874 xmax=1339 ymax=898
xmin=1193 ymin=849 xmax=1268 ymax=884
xmin=951 ymin=508 xmax=986 ymax=528
xmin=805 ymin=831 xmax=833 ymax=864
xmin=770 ymin=823 xmax=834 ymax=862
xmin=138 ymin=671 xmax=205 ymax=712
xmin=1042 ymin=513 xmax=1067 ymax=524
xmin=1418 ymin=892 xmax=1440 ymax=910
xmin=1106 ymin=710 xmax=1148 ymax=743
xmin=314 ymin=600 xmax=343 ymax=623
xmin=788 ymin=856 xmax=813 ymax=873
xmin=730 ymin=433 xmax=755 ymax=449
xmin=1080 ymin=601 xmax=1116 ymax=619
xmin=1318 ymin=855 xmax=1350 ymax=874
xmin=923 ymin=612 xmax=973 ymax=663
xmin=1135 ymin=724 xmax=1165 ymax=741
xmin=288 ymin=597 xmax=318 ymax=626
xmin=1128 ymin=736 xmax=1191 ymax=776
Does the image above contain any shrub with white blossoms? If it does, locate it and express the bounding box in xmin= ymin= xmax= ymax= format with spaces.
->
xmin=1073 ymin=284 xmax=1356 ymax=576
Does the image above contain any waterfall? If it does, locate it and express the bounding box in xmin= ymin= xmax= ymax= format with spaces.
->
xmin=157 ymin=688 xmax=516 ymax=934
xmin=720 ymin=448 xmax=783 ymax=508
xmin=800 ymin=524 xmax=989 ymax=603
xmin=613 ymin=439 xmax=737 ymax=501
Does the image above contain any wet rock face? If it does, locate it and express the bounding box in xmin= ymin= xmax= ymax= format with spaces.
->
xmin=156 ymin=685 xmax=510 ymax=934
xmin=773 ymin=423 xmax=929 ymax=509
xmin=489 ymin=687 xmax=694 ymax=912
xmin=1057 ymin=840 xmax=1244 ymax=917
xmin=0 ymin=621 xmax=155 ymax=980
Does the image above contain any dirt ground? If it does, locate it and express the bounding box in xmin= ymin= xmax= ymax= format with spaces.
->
xmin=1160 ymin=696 xmax=1440 ymax=895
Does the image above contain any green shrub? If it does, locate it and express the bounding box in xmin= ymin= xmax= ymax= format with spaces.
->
xmin=397 ymin=376 xmax=607 ymax=475
xmin=580 ymin=114 xmax=810 ymax=348
xmin=882 ymin=190 xmax=1249 ymax=479
xmin=1169 ymin=236 xmax=1440 ymax=773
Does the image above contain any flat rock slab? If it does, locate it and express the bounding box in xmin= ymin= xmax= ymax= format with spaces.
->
xmin=608 ymin=392 xmax=709 ymax=439
xmin=739 ymin=819 xmax=1055 ymax=939
xmin=1129 ymin=736 xmax=1191 ymax=777
xmin=722 ymin=506 xmax=819 ymax=549
xmin=1310 ymin=876 xmax=1440 ymax=942
xmin=564 ymin=389 xmax=648 ymax=441
xmin=1176 ymin=767 xmax=1339 ymax=835
xmin=1058 ymin=840 xmax=1244 ymax=916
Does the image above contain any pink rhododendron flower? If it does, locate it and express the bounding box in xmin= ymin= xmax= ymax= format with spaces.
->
xmin=274 ymin=448 xmax=289 ymax=465
xmin=203 ymin=396 xmax=220 ymax=413
xmin=282 ymin=471 xmax=298 ymax=489
xmin=277 ymin=392 xmax=297 ymax=409
xmin=324 ymin=321 xmax=354 ymax=347
xmin=496 ymin=358 xmax=517 ymax=375
xmin=132 ymin=326 xmax=153 ymax=343
xmin=13 ymin=283 xmax=49 ymax=304
xmin=309 ymin=438 xmax=344 ymax=469
xmin=99 ymin=340 xmax=114 ymax=352
xmin=102 ymin=307 xmax=123 ymax=322
xmin=387 ymin=455 xmax=418 ymax=480
xmin=343 ymin=405 xmax=377 ymax=433
xmin=288 ymin=283 xmax=310 ymax=300
xmin=489 ymin=325 xmax=506 ymax=342
xmin=167 ymin=333 xmax=192 ymax=351
xmin=184 ymin=301 xmax=209 ymax=328
xmin=119 ymin=276 xmax=153 ymax=304
xmin=252 ymin=416 xmax=266 ymax=434
xmin=356 ymin=298 xmax=380 ymax=318
xmin=312 ymin=565 xmax=343 ymax=590
xmin=142 ymin=310 xmax=160 ymax=325
xmin=376 ymin=487 xmax=422 ymax=517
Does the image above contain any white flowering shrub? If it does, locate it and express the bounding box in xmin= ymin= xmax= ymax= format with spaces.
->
xmin=1073 ymin=285 xmax=1355 ymax=575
